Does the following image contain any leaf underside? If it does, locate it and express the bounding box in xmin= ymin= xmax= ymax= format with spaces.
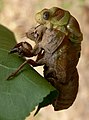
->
xmin=0 ymin=24 xmax=57 ymax=120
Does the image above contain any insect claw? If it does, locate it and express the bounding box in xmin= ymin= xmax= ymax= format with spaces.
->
xmin=6 ymin=73 xmax=15 ymax=80
xmin=6 ymin=60 xmax=28 ymax=80
xmin=9 ymin=48 xmax=19 ymax=54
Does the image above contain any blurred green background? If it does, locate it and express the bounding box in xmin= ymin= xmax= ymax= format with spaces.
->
xmin=0 ymin=0 xmax=89 ymax=120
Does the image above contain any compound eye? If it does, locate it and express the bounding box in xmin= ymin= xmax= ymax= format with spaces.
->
xmin=43 ymin=11 xmax=49 ymax=20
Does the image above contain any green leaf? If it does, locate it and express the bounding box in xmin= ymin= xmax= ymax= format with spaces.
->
xmin=34 ymin=90 xmax=58 ymax=116
xmin=0 ymin=24 xmax=57 ymax=120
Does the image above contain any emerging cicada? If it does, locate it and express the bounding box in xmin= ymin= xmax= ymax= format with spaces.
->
xmin=8 ymin=24 xmax=82 ymax=111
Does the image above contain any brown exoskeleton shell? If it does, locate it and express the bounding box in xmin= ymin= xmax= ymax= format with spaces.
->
xmin=9 ymin=25 xmax=81 ymax=111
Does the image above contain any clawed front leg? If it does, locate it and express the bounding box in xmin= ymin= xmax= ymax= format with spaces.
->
xmin=7 ymin=24 xmax=46 ymax=80
xmin=10 ymin=42 xmax=34 ymax=57
xmin=7 ymin=48 xmax=45 ymax=80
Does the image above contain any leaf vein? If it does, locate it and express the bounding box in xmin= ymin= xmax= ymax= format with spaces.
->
xmin=0 ymin=64 xmax=17 ymax=70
